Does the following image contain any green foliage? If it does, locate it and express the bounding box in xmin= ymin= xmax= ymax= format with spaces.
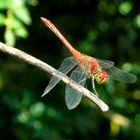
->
xmin=118 ymin=2 xmax=133 ymax=15
xmin=0 ymin=0 xmax=140 ymax=140
xmin=0 ymin=0 xmax=37 ymax=45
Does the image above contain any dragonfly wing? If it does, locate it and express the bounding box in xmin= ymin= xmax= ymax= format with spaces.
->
xmin=65 ymin=65 xmax=87 ymax=110
xmin=97 ymin=58 xmax=114 ymax=69
xmin=106 ymin=66 xmax=137 ymax=83
xmin=42 ymin=57 xmax=78 ymax=97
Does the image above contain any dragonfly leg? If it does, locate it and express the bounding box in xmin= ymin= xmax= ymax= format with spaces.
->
xmin=92 ymin=77 xmax=99 ymax=97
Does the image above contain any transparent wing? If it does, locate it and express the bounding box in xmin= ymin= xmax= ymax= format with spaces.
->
xmin=97 ymin=58 xmax=114 ymax=69
xmin=65 ymin=65 xmax=87 ymax=110
xmin=42 ymin=57 xmax=78 ymax=97
xmin=106 ymin=66 xmax=137 ymax=83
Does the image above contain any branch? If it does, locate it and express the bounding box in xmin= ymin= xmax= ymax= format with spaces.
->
xmin=0 ymin=42 xmax=109 ymax=112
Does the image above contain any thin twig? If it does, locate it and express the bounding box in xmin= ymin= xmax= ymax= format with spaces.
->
xmin=0 ymin=42 xmax=109 ymax=111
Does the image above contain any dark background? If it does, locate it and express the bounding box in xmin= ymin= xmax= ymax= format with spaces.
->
xmin=0 ymin=0 xmax=140 ymax=139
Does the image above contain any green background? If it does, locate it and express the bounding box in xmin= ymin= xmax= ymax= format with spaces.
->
xmin=0 ymin=0 xmax=140 ymax=139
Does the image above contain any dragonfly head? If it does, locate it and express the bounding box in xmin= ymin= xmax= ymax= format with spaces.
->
xmin=95 ymin=70 xmax=108 ymax=84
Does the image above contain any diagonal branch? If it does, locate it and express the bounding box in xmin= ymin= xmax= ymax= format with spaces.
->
xmin=0 ymin=42 xmax=109 ymax=112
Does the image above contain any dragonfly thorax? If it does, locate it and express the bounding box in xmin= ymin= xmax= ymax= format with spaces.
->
xmin=76 ymin=54 xmax=99 ymax=75
xmin=95 ymin=70 xmax=108 ymax=84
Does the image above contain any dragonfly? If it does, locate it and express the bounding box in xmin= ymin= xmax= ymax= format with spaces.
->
xmin=41 ymin=17 xmax=137 ymax=109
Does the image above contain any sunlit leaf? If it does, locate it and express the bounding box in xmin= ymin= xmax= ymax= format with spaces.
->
xmin=11 ymin=17 xmax=29 ymax=38
xmin=13 ymin=5 xmax=32 ymax=25
xmin=8 ymin=0 xmax=24 ymax=9
xmin=4 ymin=28 xmax=16 ymax=46
xmin=118 ymin=2 xmax=133 ymax=15
xmin=0 ymin=0 xmax=17 ymax=9
xmin=15 ymin=25 xmax=28 ymax=38
xmin=0 ymin=0 xmax=8 ymax=9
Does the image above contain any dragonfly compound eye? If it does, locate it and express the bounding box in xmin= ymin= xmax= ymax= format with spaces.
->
xmin=95 ymin=70 xmax=108 ymax=84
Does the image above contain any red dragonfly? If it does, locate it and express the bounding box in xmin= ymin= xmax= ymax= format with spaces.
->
xmin=41 ymin=17 xmax=136 ymax=109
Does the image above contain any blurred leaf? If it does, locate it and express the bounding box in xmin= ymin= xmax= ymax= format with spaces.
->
xmin=134 ymin=14 xmax=140 ymax=28
xmin=13 ymin=5 xmax=32 ymax=25
xmin=4 ymin=28 xmax=16 ymax=45
xmin=0 ymin=0 xmax=8 ymax=9
xmin=30 ymin=102 xmax=45 ymax=117
xmin=16 ymin=27 xmax=28 ymax=38
xmin=0 ymin=0 xmax=18 ymax=9
xmin=99 ymin=21 xmax=109 ymax=31
xmin=134 ymin=114 xmax=140 ymax=124
xmin=122 ymin=62 xmax=133 ymax=71
xmin=87 ymin=30 xmax=99 ymax=41
xmin=0 ymin=13 xmax=5 ymax=25
xmin=12 ymin=17 xmax=29 ymax=38
xmin=17 ymin=110 xmax=30 ymax=124
xmin=27 ymin=0 xmax=38 ymax=6
xmin=110 ymin=121 xmax=120 ymax=137
xmin=118 ymin=2 xmax=133 ymax=15
xmin=15 ymin=24 xmax=28 ymax=38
